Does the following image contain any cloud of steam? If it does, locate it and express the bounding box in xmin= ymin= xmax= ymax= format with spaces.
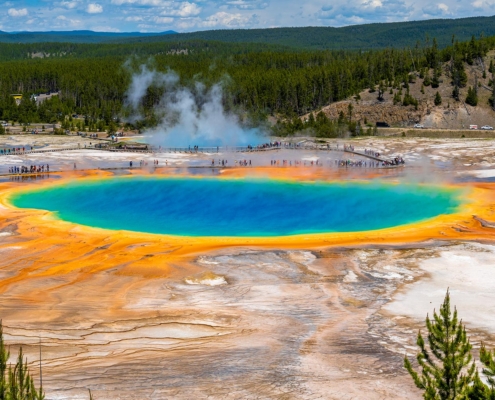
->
xmin=125 ymin=66 xmax=265 ymax=148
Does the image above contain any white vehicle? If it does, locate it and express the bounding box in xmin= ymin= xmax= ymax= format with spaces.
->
xmin=414 ymin=124 xmax=424 ymax=129
xmin=481 ymin=125 xmax=494 ymax=130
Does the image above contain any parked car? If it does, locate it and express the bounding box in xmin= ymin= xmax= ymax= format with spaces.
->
xmin=470 ymin=125 xmax=478 ymax=130
xmin=481 ymin=125 xmax=494 ymax=130
xmin=414 ymin=124 xmax=424 ymax=128
xmin=376 ymin=121 xmax=390 ymax=127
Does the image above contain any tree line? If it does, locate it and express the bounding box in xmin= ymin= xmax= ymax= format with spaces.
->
xmin=0 ymin=34 xmax=493 ymax=135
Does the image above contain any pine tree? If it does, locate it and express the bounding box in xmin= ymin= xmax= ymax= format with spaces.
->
xmin=0 ymin=321 xmax=9 ymax=399
xmin=468 ymin=371 xmax=490 ymax=399
xmin=480 ymin=345 xmax=495 ymax=396
xmin=307 ymin=112 xmax=315 ymax=127
xmin=377 ymin=81 xmax=385 ymax=101
xmin=453 ymin=85 xmax=460 ymax=101
xmin=432 ymin=70 xmax=440 ymax=89
xmin=404 ymin=290 xmax=475 ymax=399
xmin=466 ymin=87 xmax=478 ymax=106
xmin=424 ymin=73 xmax=432 ymax=87
xmin=435 ymin=91 xmax=442 ymax=106
xmin=0 ymin=321 xmax=45 ymax=400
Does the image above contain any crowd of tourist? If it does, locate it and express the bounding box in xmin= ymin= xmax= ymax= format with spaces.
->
xmin=236 ymin=160 xmax=252 ymax=166
xmin=1 ymin=138 xmax=407 ymax=175
xmin=335 ymin=159 xmax=381 ymax=167
xmin=212 ymin=159 xmax=229 ymax=166
xmin=1 ymin=147 xmax=31 ymax=154
xmin=9 ymin=164 xmax=49 ymax=174
xmin=364 ymin=148 xmax=380 ymax=157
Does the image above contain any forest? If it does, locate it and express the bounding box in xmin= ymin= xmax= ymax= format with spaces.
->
xmin=0 ymin=33 xmax=494 ymax=137
xmin=115 ymin=15 xmax=495 ymax=50
xmin=2 ymin=15 xmax=495 ymax=50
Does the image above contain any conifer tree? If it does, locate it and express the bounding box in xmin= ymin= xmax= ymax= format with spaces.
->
xmin=404 ymin=290 xmax=475 ymax=399
xmin=424 ymin=73 xmax=431 ymax=87
xmin=480 ymin=345 xmax=495 ymax=397
xmin=453 ymin=85 xmax=460 ymax=101
xmin=468 ymin=371 xmax=490 ymax=399
xmin=0 ymin=321 xmax=9 ymax=399
xmin=432 ymin=70 xmax=440 ymax=89
xmin=435 ymin=91 xmax=442 ymax=106
xmin=0 ymin=321 xmax=44 ymax=400
xmin=466 ymin=87 xmax=478 ymax=106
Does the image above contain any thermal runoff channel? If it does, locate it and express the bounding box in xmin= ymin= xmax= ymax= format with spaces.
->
xmin=11 ymin=177 xmax=463 ymax=237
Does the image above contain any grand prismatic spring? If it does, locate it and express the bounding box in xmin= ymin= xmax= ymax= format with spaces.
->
xmin=10 ymin=177 xmax=463 ymax=236
xmin=3 ymin=137 xmax=495 ymax=399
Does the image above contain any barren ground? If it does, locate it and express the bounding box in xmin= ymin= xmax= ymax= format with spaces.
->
xmin=1 ymin=135 xmax=495 ymax=399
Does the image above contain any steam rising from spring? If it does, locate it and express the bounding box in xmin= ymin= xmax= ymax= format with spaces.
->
xmin=125 ymin=66 xmax=265 ymax=148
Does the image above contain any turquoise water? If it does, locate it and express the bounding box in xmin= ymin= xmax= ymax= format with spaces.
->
xmin=10 ymin=177 xmax=463 ymax=237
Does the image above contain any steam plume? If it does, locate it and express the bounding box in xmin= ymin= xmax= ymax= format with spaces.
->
xmin=125 ymin=66 xmax=265 ymax=148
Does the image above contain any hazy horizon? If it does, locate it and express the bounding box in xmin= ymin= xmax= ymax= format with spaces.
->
xmin=1 ymin=0 xmax=494 ymax=34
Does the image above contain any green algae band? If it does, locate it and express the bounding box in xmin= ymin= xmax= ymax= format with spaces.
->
xmin=11 ymin=177 xmax=463 ymax=237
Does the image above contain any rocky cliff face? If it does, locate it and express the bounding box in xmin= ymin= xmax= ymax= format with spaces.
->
xmin=303 ymin=54 xmax=495 ymax=129
xmin=319 ymin=100 xmax=426 ymax=126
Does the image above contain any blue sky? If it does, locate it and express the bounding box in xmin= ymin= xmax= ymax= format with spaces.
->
xmin=1 ymin=0 xmax=494 ymax=33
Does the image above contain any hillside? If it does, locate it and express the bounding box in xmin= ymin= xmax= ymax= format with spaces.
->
xmin=0 ymin=32 xmax=493 ymax=135
xmin=0 ymin=16 xmax=494 ymax=50
xmin=0 ymin=40 xmax=289 ymax=62
xmin=110 ymin=15 xmax=495 ymax=50
xmin=312 ymin=51 xmax=495 ymax=130
xmin=0 ymin=30 xmax=176 ymax=44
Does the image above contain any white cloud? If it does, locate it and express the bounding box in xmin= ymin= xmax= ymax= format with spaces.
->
xmin=86 ymin=3 xmax=103 ymax=13
xmin=8 ymin=8 xmax=28 ymax=17
xmin=201 ymin=11 xmax=251 ymax=27
xmin=54 ymin=14 xmax=82 ymax=27
xmin=152 ymin=16 xmax=174 ymax=24
xmin=0 ymin=0 xmax=491 ymax=33
xmin=138 ymin=23 xmax=156 ymax=29
xmin=225 ymin=0 xmax=269 ymax=10
xmin=438 ymin=3 xmax=450 ymax=11
xmin=59 ymin=1 xmax=78 ymax=9
xmin=112 ymin=0 xmax=170 ymax=5
xmin=161 ymin=2 xmax=202 ymax=17
xmin=362 ymin=0 xmax=383 ymax=8
xmin=471 ymin=0 xmax=495 ymax=7
xmin=422 ymin=2 xmax=452 ymax=15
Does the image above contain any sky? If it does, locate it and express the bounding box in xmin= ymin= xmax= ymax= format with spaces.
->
xmin=0 ymin=0 xmax=494 ymax=33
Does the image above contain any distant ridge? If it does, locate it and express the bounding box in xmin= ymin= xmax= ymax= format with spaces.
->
xmin=0 ymin=30 xmax=176 ymax=44
xmin=108 ymin=15 xmax=495 ymax=50
xmin=1 ymin=16 xmax=495 ymax=49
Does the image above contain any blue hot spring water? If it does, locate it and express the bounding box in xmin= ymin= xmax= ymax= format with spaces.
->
xmin=10 ymin=177 xmax=463 ymax=237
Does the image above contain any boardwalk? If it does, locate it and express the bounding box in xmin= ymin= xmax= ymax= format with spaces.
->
xmin=0 ymin=143 xmax=402 ymax=166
